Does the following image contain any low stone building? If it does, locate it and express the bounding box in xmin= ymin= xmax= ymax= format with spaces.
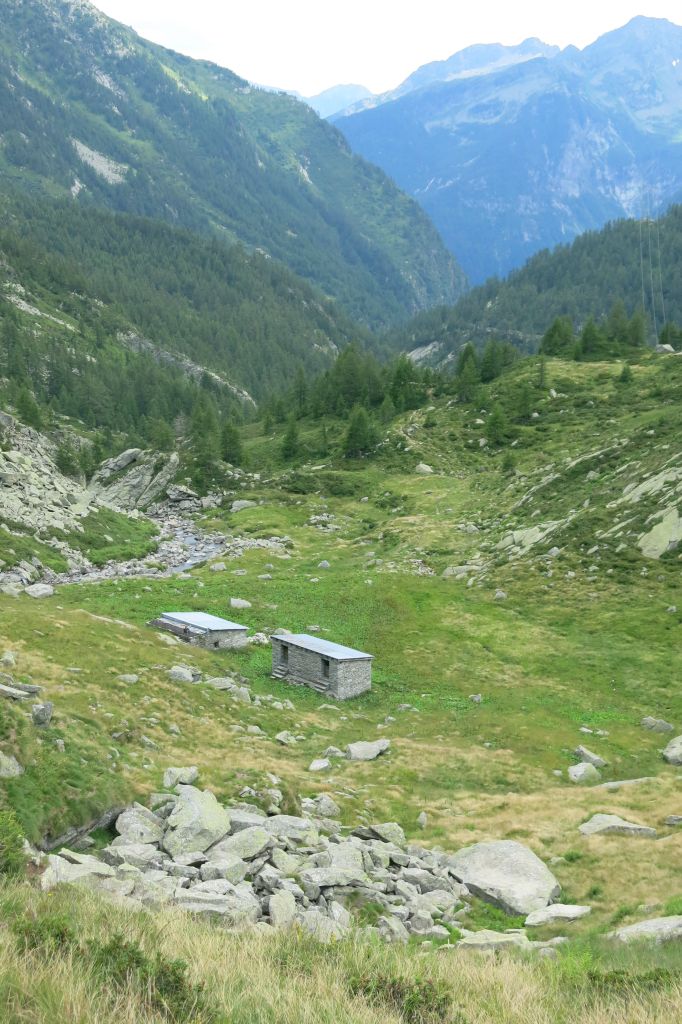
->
xmin=271 ymin=633 xmax=372 ymax=699
xmin=149 ymin=611 xmax=248 ymax=649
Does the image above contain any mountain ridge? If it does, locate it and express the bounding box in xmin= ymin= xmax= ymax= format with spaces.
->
xmin=335 ymin=16 xmax=682 ymax=283
xmin=0 ymin=0 xmax=465 ymax=326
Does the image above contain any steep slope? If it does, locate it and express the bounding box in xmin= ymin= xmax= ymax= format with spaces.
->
xmin=0 ymin=0 xmax=465 ymax=326
xmin=0 ymin=190 xmax=366 ymax=445
xmin=305 ymin=83 xmax=374 ymax=118
xmin=387 ymin=204 xmax=682 ymax=360
xmin=335 ymin=17 xmax=682 ymax=283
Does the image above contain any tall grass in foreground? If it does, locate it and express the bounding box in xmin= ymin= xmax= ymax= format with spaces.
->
xmin=0 ymin=882 xmax=680 ymax=1024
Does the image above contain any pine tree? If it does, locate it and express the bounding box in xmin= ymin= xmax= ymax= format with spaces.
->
xmin=15 ymin=386 xmax=43 ymax=429
xmin=343 ymin=405 xmax=375 ymax=458
xmin=221 ymin=420 xmax=243 ymax=465
xmin=486 ymin=403 xmax=509 ymax=446
xmin=281 ymin=416 xmax=299 ymax=460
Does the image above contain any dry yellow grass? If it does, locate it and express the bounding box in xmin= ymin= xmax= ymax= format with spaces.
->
xmin=1 ymin=882 xmax=681 ymax=1024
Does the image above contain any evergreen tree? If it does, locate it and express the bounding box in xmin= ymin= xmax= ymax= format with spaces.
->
xmin=343 ymin=405 xmax=375 ymax=458
xmin=619 ymin=363 xmax=633 ymax=384
xmin=281 ymin=416 xmax=299 ymax=460
xmin=456 ymin=352 xmax=480 ymax=403
xmin=293 ymin=366 xmax=308 ymax=418
xmin=540 ymin=317 xmax=574 ymax=356
xmin=221 ymin=420 xmax=243 ymax=465
xmin=55 ymin=437 xmax=80 ymax=477
xmin=485 ymin=403 xmax=509 ymax=446
xmin=15 ymin=386 xmax=43 ymax=428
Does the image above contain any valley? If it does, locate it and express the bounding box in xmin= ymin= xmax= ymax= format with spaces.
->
xmin=1 ymin=2 xmax=682 ymax=1022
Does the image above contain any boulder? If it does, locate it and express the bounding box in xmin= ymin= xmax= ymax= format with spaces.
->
xmin=457 ymin=929 xmax=533 ymax=952
xmin=568 ymin=763 xmax=601 ymax=785
xmin=641 ymin=716 xmax=674 ymax=733
xmin=162 ymin=787 xmax=231 ymax=858
xmin=163 ymin=766 xmax=199 ymax=789
xmin=231 ymin=500 xmax=257 ymax=513
xmin=100 ymin=843 xmax=161 ymax=869
xmin=40 ymin=852 xmax=115 ymax=890
xmin=346 ymin=739 xmax=391 ymax=762
xmin=301 ymin=794 xmax=340 ymax=819
xmin=31 ymin=702 xmax=53 ymax=727
xmin=368 ymin=822 xmax=406 ymax=846
xmin=308 ymin=758 xmax=331 ymax=772
xmin=174 ymin=886 xmax=261 ymax=923
xmin=525 ymin=904 xmax=591 ymax=927
xmin=574 ymin=746 xmax=607 ymax=769
xmin=0 ymin=752 xmax=24 ymax=778
xmin=263 ymin=815 xmax=319 ymax=842
xmin=268 ymin=890 xmax=297 ymax=930
xmin=415 ymin=463 xmax=434 ymax=475
xmin=167 ymin=666 xmax=194 ymax=684
xmin=115 ymin=806 xmax=165 ymax=845
xmin=230 ymin=598 xmax=252 ymax=610
xmin=200 ymin=856 xmax=248 ymax=884
xmin=24 ymin=584 xmax=55 ymax=599
xmin=207 ymin=826 xmax=271 ymax=862
xmin=578 ymin=814 xmax=656 ymax=838
xmin=610 ymin=917 xmax=682 ymax=944
xmin=448 ymin=840 xmax=561 ymax=915
xmin=275 ymin=731 xmax=297 ymax=746
xmin=663 ymin=735 xmax=682 ymax=765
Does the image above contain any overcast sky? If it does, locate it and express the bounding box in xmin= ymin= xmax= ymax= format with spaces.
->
xmin=92 ymin=1 xmax=682 ymax=95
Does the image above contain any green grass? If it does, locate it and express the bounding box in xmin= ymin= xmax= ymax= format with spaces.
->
xmin=59 ymin=507 xmax=159 ymax=566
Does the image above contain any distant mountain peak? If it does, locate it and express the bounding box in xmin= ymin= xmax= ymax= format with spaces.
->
xmin=305 ymin=84 xmax=374 ymax=119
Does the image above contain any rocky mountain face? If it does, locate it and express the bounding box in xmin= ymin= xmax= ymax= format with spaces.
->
xmin=335 ymin=17 xmax=682 ymax=283
xmin=0 ymin=0 xmax=465 ymax=326
xmin=305 ymin=84 xmax=374 ymax=119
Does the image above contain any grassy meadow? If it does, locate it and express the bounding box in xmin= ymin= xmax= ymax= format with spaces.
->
xmin=1 ymin=354 xmax=681 ymax=1019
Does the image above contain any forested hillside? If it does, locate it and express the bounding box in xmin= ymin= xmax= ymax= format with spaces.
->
xmin=0 ymin=190 xmax=371 ymax=452
xmin=0 ymin=0 xmax=465 ymax=326
xmin=388 ymin=205 xmax=682 ymax=361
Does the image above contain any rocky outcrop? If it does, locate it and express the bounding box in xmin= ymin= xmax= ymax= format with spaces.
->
xmin=39 ymin=781 xmax=566 ymax=948
xmin=448 ymin=840 xmax=561 ymax=915
xmin=87 ymin=450 xmax=180 ymax=511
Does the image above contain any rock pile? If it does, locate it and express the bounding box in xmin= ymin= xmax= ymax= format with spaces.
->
xmin=41 ymin=778 xmax=565 ymax=949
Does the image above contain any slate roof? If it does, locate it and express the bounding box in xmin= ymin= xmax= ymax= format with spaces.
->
xmin=161 ymin=612 xmax=247 ymax=632
xmin=274 ymin=633 xmax=373 ymax=661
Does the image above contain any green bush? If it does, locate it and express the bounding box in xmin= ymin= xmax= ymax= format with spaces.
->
xmin=13 ymin=911 xmax=77 ymax=952
xmin=88 ymin=934 xmax=219 ymax=1024
xmin=349 ymin=971 xmax=455 ymax=1024
xmin=0 ymin=811 xmax=26 ymax=877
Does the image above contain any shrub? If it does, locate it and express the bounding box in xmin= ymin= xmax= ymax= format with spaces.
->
xmin=13 ymin=912 xmax=77 ymax=953
xmin=0 ymin=811 xmax=26 ymax=877
xmin=349 ymin=971 xmax=455 ymax=1024
xmin=88 ymin=934 xmax=219 ymax=1023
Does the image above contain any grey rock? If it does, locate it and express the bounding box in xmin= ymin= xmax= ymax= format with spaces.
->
xmin=449 ymin=840 xmax=561 ymax=915
xmin=101 ymin=843 xmax=162 ymax=870
xmin=268 ymin=890 xmax=297 ymax=929
xmin=346 ymin=739 xmax=391 ymax=761
xmin=457 ymin=929 xmax=533 ymax=952
xmin=162 ymin=786 xmax=231 ymax=857
xmin=31 ymin=702 xmax=53 ymax=727
xmin=665 ymin=815 xmax=682 ymax=826
xmin=298 ymin=909 xmax=345 ymax=943
xmin=231 ymin=500 xmax=257 ymax=513
xmin=200 ymin=856 xmax=248 ymax=884
xmin=263 ymin=815 xmax=319 ymax=842
xmin=301 ymin=794 xmax=341 ymax=818
xmin=230 ymin=598 xmax=252 ymax=610
xmin=0 ymin=752 xmax=24 ymax=778
xmin=167 ymin=666 xmax=194 ymax=684
xmin=568 ymin=763 xmax=601 ymax=785
xmin=378 ymin=915 xmax=410 ymax=943
xmin=663 ymin=735 xmax=682 ymax=765
xmin=525 ymin=904 xmax=591 ymax=926
xmin=117 ymin=674 xmax=139 ymax=685
xmin=417 ymin=812 xmax=428 ymax=829
xmin=368 ymin=822 xmax=406 ymax=846
xmin=574 ymin=746 xmax=607 ymax=769
xmin=308 ymin=758 xmax=331 ymax=772
xmin=115 ymin=805 xmax=165 ymax=845
xmin=610 ymin=917 xmax=682 ymax=944
xmin=641 ymin=716 xmax=674 ymax=733
xmin=163 ymin=766 xmax=199 ymax=789
xmin=40 ymin=852 xmax=115 ymax=890
xmin=579 ymin=814 xmax=656 ymax=838
xmin=208 ymin=826 xmax=272 ymax=862
xmin=275 ymin=731 xmax=297 ymax=746
xmin=24 ymin=583 xmax=55 ymax=599
xmin=174 ymin=886 xmax=261 ymax=923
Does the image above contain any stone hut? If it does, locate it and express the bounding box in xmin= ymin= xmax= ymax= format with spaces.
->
xmin=149 ymin=611 xmax=248 ymax=649
xmin=271 ymin=633 xmax=372 ymax=699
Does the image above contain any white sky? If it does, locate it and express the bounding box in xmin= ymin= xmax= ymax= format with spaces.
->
xmin=91 ymin=1 xmax=682 ymax=96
